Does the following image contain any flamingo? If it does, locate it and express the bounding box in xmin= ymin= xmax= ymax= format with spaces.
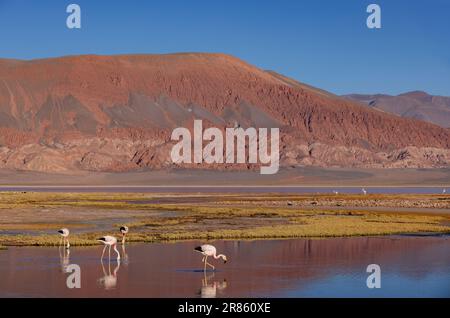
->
xmin=333 ymin=190 xmax=339 ymax=195
xmin=119 ymin=226 xmax=129 ymax=244
xmin=97 ymin=236 xmax=121 ymax=260
xmin=58 ymin=228 xmax=70 ymax=249
xmin=194 ymin=244 xmax=227 ymax=271
xmin=362 ymin=188 xmax=367 ymax=195
xmin=443 ymin=188 xmax=447 ymax=194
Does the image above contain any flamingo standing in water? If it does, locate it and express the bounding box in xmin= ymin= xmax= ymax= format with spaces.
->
xmin=443 ymin=188 xmax=447 ymax=194
xmin=362 ymin=188 xmax=367 ymax=195
xmin=98 ymin=236 xmax=121 ymax=260
xmin=58 ymin=228 xmax=70 ymax=249
xmin=194 ymin=244 xmax=228 ymax=271
xmin=119 ymin=226 xmax=129 ymax=244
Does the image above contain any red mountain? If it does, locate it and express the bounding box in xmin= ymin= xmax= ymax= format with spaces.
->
xmin=0 ymin=53 xmax=448 ymax=173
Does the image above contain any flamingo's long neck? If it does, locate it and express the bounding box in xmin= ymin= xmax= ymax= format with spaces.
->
xmin=214 ymin=253 xmax=225 ymax=260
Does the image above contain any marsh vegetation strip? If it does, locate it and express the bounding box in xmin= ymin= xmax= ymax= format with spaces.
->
xmin=0 ymin=192 xmax=448 ymax=246
xmin=0 ymin=237 xmax=448 ymax=297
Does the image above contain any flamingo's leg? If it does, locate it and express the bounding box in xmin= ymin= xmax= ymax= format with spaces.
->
xmin=206 ymin=261 xmax=215 ymax=271
xmin=204 ymin=256 xmax=207 ymax=272
xmin=101 ymin=245 xmax=107 ymax=259
xmin=59 ymin=237 xmax=62 ymax=247
xmin=108 ymin=245 xmax=111 ymax=260
xmin=100 ymin=258 xmax=106 ymax=276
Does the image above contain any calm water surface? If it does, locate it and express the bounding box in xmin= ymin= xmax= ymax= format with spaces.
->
xmin=0 ymin=236 xmax=449 ymax=298
xmin=0 ymin=186 xmax=447 ymax=194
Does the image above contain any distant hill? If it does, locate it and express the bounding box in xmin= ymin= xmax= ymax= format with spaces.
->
xmin=343 ymin=91 xmax=450 ymax=128
xmin=0 ymin=54 xmax=448 ymax=173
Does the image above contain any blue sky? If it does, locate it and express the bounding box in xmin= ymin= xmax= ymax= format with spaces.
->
xmin=0 ymin=0 xmax=449 ymax=96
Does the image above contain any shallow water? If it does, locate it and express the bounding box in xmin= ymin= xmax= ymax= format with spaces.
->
xmin=0 ymin=186 xmax=447 ymax=194
xmin=0 ymin=236 xmax=449 ymax=298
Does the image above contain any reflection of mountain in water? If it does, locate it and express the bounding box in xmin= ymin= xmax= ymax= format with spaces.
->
xmin=0 ymin=236 xmax=448 ymax=297
xmin=217 ymin=236 xmax=450 ymax=297
xmin=234 ymin=236 xmax=449 ymax=278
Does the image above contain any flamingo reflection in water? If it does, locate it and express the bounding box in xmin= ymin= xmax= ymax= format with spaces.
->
xmin=121 ymin=244 xmax=129 ymax=265
xmin=58 ymin=245 xmax=70 ymax=273
xmin=198 ymin=272 xmax=228 ymax=298
xmin=98 ymin=258 xmax=121 ymax=290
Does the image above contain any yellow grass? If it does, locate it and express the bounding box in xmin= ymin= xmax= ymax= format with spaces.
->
xmin=0 ymin=223 xmax=92 ymax=231
xmin=0 ymin=192 xmax=448 ymax=246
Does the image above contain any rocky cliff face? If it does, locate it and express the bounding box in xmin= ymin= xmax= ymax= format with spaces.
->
xmin=0 ymin=53 xmax=448 ymax=173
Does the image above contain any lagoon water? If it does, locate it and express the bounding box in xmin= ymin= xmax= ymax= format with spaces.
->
xmin=0 ymin=236 xmax=448 ymax=298
xmin=0 ymin=186 xmax=447 ymax=194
